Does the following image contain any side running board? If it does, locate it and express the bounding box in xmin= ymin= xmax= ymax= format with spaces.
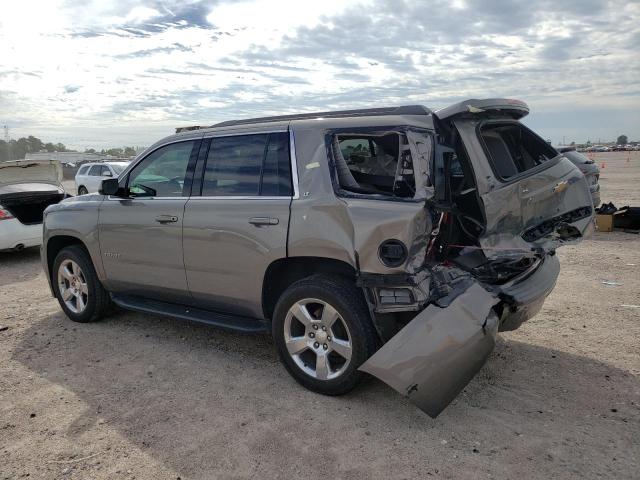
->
xmin=111 ymin=294 xmax=269 ymax=334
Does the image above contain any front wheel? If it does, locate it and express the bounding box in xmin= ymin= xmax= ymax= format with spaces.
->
xmin=272 ymin=275 xmax=379 ymax=395
xmin=52 ymin=245 xmax=112 ymax=323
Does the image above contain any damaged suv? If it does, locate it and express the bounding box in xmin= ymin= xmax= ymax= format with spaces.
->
xmin=41 ymin=99 xmax=594 ymax=417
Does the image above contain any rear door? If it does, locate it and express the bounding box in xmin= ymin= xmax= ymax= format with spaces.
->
xmin=87 ymin=165 xmax=104 ymax=193
xmin=434 ymin=99 xmax=594 ymax=259
xmin=182 ymin=131 xmax=293 ymax=319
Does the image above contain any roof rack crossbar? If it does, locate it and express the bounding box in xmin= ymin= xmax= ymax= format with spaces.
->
xmin=210 ymin=105 xmax=431 ymax=128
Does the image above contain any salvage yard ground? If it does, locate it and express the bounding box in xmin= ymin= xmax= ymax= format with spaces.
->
xmin=1 ymin=151 xmax=639 ymax=479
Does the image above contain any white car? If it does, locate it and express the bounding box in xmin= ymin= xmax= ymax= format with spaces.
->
xmin=75 ymin=162 xmax=128 ymax=194
xmin=0 ymin=159 xmax=67 ymax=251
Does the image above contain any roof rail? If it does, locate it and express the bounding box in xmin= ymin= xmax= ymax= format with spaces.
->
xmin=211 ymin=105 xmax=432 ymax=128
xmin=175 ymin=125 xmax=206 ymax=134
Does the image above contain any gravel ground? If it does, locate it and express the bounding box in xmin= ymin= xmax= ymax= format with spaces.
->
xmin=1 ymin=151 xmax=639 ymax=479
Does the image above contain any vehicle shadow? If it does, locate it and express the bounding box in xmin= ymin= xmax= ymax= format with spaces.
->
xmin=13 ymin=310 xmax=639 ymax=479
xmin=0 ymin=246 xmax=42 ymax=287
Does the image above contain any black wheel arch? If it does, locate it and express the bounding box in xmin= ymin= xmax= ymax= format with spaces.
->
xmin=262 ymin=257 xmax=358 ymax=321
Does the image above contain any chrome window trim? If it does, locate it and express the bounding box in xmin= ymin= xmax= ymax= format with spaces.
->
xmin=118 ymin=137 xmax=203 ymax=179
xmin=106 ymin=196 xmax=290 ymax=201
xmin=189 ymin=196 xmax=291 ymax=201
xmin=289 ymin=129 xmax=300 ymax=200
xmin=105 ymin=196 xmax=188 ymax=201
xmin=201 ymin=129 xmax=288 ymax=139
xmin=110 ymin=127 xmax=300 ymax=200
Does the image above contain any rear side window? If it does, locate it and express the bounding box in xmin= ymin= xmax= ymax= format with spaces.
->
xmin=479 ymin=123 xmax=558 ymax=180
xmin=88 ymin=165 xmax=102 ymax=176
xmin=332 ymin=132 xmax=416 ymax=198
xmin=201 ymin=132 xmax=291 ymax=197
xmin=260 ymin=133 xmax=292 ymax=196
xmin=78 ymin=165 xmax=90 ymax=175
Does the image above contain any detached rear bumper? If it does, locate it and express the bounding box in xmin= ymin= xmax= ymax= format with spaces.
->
xmin=359 ymin=254 xmax=560 ymax=418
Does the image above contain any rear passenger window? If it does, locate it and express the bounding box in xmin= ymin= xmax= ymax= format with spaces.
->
xmin=479 ymin=123 xmax=558 ymax=180
xmin=78 ymin=165 xmax=90 ymax=175
xmin=260 ymin=133 xmax=292 ymax=196
xmin=202 ymin=133 xmax=291 ymax=197
xmin=88 ymin=165 xmax=102 ymax=176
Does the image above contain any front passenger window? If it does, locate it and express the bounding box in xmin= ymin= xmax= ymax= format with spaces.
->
xmin=127 ymin=141 xmax=195 ymax=197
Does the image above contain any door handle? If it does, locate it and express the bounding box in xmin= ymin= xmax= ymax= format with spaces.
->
xmin=155 ymin=215 xmax=178 ymax=223
xmin=249 ymin=217 xmax=279 ymax=226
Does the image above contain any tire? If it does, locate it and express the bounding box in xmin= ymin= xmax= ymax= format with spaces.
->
xmin=78 ymin=186 xmax=88 ymax=195
xmin=272 ymin=274 xmax=379 ymax=395
xmin=52 ymin=245 xmax=112 ymax=323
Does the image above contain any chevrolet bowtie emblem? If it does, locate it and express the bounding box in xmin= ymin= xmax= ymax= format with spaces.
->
xmin=553 ymin=180 xmax=568 ymax=193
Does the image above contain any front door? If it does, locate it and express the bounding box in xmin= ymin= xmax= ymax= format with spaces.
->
xmin=183 ymin=132 xmax=293 ymax=318
xmin=98 ymin=140 xmax=199 ymax=302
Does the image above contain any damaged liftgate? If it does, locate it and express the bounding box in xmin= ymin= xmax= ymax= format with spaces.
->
xmin=357 ymin=99 xmax=594 ymax=417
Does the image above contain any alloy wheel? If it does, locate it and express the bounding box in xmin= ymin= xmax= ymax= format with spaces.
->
xmin=283 ymin=298 xmax=353 ymax=380
xmin=57 ymin=259 xmax=89 ymax=314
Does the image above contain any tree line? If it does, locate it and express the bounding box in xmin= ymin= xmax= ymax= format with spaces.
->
xmin=0 ymin=135 xmax=139 ymax=162
xmin=0 ymin=136 xmax=70 ymax=162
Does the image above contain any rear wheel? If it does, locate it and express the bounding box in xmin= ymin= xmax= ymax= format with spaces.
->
xmin=77 ymin=186 xmax=88 ymax=195
xmin=52 ymin=245 xmax=112 ymax=323
xmin=272 ymin=275 xmax=378 ymax=395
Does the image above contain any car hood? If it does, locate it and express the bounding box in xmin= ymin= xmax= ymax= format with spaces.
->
xmin=0 ymin=159 xmax=63 ymax=188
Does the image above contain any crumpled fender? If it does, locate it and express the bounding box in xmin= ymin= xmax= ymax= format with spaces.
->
xmin=359 ymin=282 xmax=499 ymax=418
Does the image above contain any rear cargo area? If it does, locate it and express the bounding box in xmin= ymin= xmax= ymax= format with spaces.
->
xmin=0 ymin=191 xmax=65 ymax=225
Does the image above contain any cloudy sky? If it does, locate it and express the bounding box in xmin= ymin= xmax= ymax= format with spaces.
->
xmin=1 ymin=0 xmax=638 ymax=149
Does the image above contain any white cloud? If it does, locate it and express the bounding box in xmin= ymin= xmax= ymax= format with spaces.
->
xmin=0 ymin=0 xmax=638 ymax=148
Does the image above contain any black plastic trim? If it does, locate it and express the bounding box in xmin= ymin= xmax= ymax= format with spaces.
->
xmin=111 ymin=294 xmax=269 ymax=334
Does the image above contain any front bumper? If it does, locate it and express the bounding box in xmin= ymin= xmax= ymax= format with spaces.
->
xmin=360 ymin=254 xmax=560 ymax=417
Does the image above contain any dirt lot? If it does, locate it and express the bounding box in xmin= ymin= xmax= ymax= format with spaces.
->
xmin=1 ymin=151 xmax=639 ymax=479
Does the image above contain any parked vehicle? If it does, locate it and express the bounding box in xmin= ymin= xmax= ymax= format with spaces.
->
xmin=0 ymin=159 xmax=68 ymax=251
xmin=557 ymin=146 xmax=601 ymax=206
xmin=42 ymin=99 xmax=594 ymax=417
xmin=75 ymin=162 xmax=129 ymax=194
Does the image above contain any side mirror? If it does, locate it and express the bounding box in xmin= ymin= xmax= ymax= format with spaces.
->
xmin=99 ymin=178 xmax=120 ymax=196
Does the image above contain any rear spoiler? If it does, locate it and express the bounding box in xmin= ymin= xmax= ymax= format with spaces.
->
xmin=434 ymin=98 xmax=529 ymax=121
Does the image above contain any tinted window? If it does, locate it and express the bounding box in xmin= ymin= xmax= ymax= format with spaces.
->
xmin=480 ymin=123 xmax=558 ymax=180
xmin=111 ymin=164 xmax=126 ymax=174
xmin=563 ymin=150 xmax=590 ymax=165
xmin=260 ymin=133 xmax=292 ymax=196
xmin=78 ymin=165 xmax=90 ymax=175
xmin=201 ymin=133 xmax=292 ymax=197
xmin=127 ymin=141 xmax=194 ymax=197
xmin=100 ymin=165 xmax=112 ymax=176
xmin=88 ymin=165 xmax=102 ymax=176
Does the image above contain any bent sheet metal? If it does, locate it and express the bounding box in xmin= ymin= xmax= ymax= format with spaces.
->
xmin=359 ymin=282 xmax=500 ymax=417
